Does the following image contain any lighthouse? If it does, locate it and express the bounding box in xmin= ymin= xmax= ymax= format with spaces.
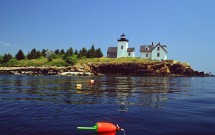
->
xmin=117 ymin=33 xmax=129 ymax=58
xmin=107 ymin=33 xmax=135 ymax=58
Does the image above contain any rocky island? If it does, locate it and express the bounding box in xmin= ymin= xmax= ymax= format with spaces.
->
xmin=0 ymin=44 xmax=211 ymax=77
xmin=0 ymin=59 xmax=211 ymax=77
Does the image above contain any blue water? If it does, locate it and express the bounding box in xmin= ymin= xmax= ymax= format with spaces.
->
xmin=0 ymin=75 xmax=215 ymax=135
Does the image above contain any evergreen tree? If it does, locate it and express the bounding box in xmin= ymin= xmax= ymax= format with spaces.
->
xmin=87 ymin=45 xmax=96 ymax=58
xmin=27 ymin=48 xmax=37 ymax=59
xmin=0 ymin=56 xmax=3 ymax=64
xmin=27 ymin=52 xmax=31 ymax=60
xmin=60 ymin=49 xmax=65 ymax=55
xmin=55 ymin=49 xmax=60 ymax=55
xmin=81 ymin=47 xmax=87 ymax=57
xmin=35 ymin=50 xmax=41 ymax=58
xmin=15 ymin=49 xmax=25 ymax=60
xmin=66 ymin=47 xmax=73 ymax=56
xmin=63 ymin=47 xmax=74 ymax=59
xmin=41 ymin=49 xmax=47 ymax=57
xmin=77 ymin=50 xmax=83 ymax=58
xmin=91 ymin=45 xmax=95 ymax=51
xmin=95 ymin=48 xmax=103 ymax=58
xmin=86 ymin=50 xmax=92 ymax=58
xmin=2 ymin=53 xmax=12 ymax=63
xmin=74 ymin=49 xmax=79 ymax=55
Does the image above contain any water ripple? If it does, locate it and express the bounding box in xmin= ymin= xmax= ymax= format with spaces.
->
xmin=0 ymin=75 xmax=215 ymax=135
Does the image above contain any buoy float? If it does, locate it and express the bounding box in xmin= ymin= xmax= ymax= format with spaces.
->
xmin=76 ymin=84 xmax=82 ymax=89
xmin=76 ymin=84 xmax=82 ymax=87
xmin=77 ymin=122 xmax=123 ymax=133
xmin=90 ymin=79 xmax=94 ymax=84
xmin=97 ymin=131 xmax=117 ymax=135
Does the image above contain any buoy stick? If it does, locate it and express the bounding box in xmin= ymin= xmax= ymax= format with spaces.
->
xmin=77 ymin=122 xmax=123 ymax=133
xmin=77 ymin=126 xmax=97 ymax=130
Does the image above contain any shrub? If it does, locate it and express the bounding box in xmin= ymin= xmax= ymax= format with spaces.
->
xmin=65 ymin=55 xmax=77 ymax=65
xmin=48 ymin=57 xmax=53 ymax=62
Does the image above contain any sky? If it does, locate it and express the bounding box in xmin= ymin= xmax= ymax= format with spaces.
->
xmin=0 ymin=0 xmax=215 ymax=74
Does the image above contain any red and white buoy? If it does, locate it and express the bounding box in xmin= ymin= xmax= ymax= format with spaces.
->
xmin=77 ymin=122 xmax=125 ymax=135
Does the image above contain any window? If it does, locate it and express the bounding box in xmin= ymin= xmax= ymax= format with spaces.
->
xmin=146 ymin=54 xmax=148 ymax=57
xmin=157 ymin=53 xmax=160 ymax=57
xmin=121 ymin=46 xmax=123 ymax=49
xmin=145 ymin=47 xmax=148 ymax=51
xmin=128 ymin=52 xmax=131 ymax=56
xmin=157 ymin=47 xmax=160 ymax=51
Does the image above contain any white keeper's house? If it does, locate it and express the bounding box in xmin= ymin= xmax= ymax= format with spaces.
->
xmin=107 ymin=33 xmax=168 ymax=61
xmin=140 ymin=42 xmax=168 ymax=61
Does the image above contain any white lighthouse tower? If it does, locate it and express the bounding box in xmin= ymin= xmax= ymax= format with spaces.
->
xmin=117 ymin=33 xmax=129 ymax=58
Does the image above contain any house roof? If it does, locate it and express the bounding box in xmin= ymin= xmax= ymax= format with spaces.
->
xmin=127 ymin=48 xmax=135 ymax=52
xmin=152 ymin=44 xmax=168 ymax=53
xmin=107 ymin=47 xmax=117 ymax=53
xmin=139 ymin=45 xmax=154 ymax=52
xmin=45 ymin=50 xmax=55 ymax=58
xmin=140 ymin=43 xmax=167 ymax=53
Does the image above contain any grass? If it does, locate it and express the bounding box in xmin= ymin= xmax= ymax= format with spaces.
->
xmin=78 ymin=57 xmax=158 ymax=65
xmin=0 ymin=57 xmax=158 ymax=67
xmin=0 ymin=58 xmax=65 ymax=67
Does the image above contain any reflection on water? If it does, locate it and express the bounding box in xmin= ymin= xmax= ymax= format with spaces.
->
xmin=0 ymin=75 xmax=192 ymax=111
xmin=0 ymin=75 xmax=215 ymax=135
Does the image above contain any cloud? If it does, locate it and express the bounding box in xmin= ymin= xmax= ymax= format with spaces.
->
xmin=0 ymin=41 xmax=16 ymax=47
xmin=0 ymin=41 xmax=19 ymax=55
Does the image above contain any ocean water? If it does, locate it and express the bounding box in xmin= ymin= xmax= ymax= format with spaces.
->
xmin=0 ymin=75 xmax=215 ymax=135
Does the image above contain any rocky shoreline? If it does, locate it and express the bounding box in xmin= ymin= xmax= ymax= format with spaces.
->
xmin=0 ymin=62 xmax=212 ymax=77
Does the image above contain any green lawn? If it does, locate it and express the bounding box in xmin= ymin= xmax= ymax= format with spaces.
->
xmin=0 ymin=57 xmax=158 ymax=67
xmin=78 ymin=57 xmax=157 ymax=65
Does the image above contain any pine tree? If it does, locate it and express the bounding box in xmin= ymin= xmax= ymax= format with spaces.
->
xmin=15 ymin=49 xmax=25 ymax=60
xmin=87 ymin=45 xmax=96 ymax=58
xmin=0 ymin=56 xmax=3 ymax=64
xmin=95 ymin=48 xmax=103 ymax=58
xmin=60 ymin=49 xmax=65 ymax=55
xmin=35 ymin=50 xmax=41 ymax=58
xmin=27 ymin=48 xmax=37 ymax=59
xmin=55 ymin=49 xmax=60 ymax=55
xmin=74 ymin=49 xmax=79 ymax=55
xmin=63 ymin=47 xmax=74 ymax=59
xmin=2 ymin=53 xmax=12 ymax=63
xmin=66 ymin=47 xmax=74 ymax=56
xmin=81 ymin=47 xmax=87 ymax=57
xmin=77 ymin=50 xmax=83 ymax=58
xmin=86 ymin=51 xmax=92 ymax=58
xmin=41 ymin=49 xmax=47 ymax=57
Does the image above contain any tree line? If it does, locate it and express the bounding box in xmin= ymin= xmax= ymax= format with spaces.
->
xmin=0 ymin=45 xmax=103 ymax=65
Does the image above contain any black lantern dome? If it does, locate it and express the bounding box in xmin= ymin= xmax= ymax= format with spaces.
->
xmin=117 ymin=33 xmax=129 ymax=42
